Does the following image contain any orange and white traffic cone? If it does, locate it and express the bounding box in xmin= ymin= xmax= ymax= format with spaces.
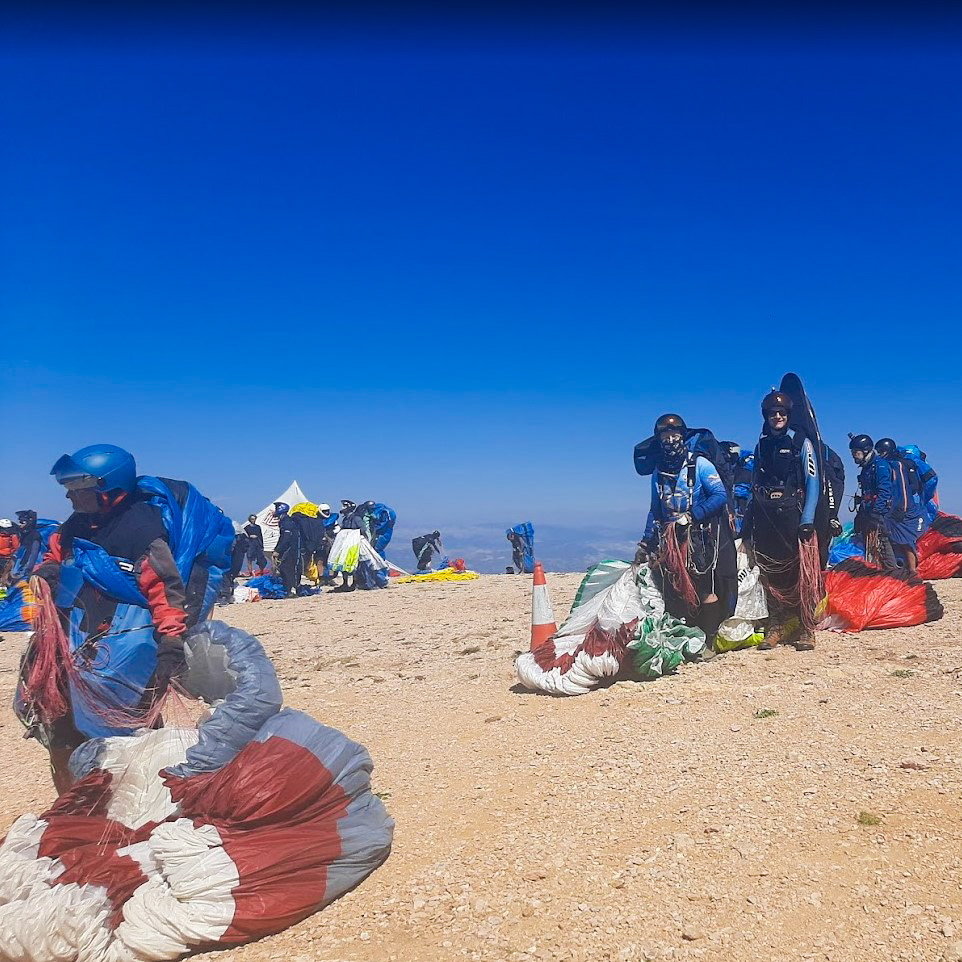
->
xmin=530 ymin=561 xmax=557 ymax=650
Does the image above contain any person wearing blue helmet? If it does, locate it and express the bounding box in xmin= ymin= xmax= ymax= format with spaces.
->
xmin=875 ymin=438 xmax=927 ymax=574
xmin=33 ymin=444 xmax=189 ymax=790
xmin=271 ymin=501 xmax=303 ymax=597
xmin=849 ymin=434 xmax=899 ymax=571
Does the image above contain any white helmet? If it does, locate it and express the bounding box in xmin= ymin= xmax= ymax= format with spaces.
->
xmin=318 ymin=503 xmax=332 ymax=519
xmin=0 ymin=519 xmax=12 ymax=528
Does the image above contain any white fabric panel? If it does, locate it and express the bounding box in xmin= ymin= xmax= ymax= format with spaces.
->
xmin=0 ymin=879 xmax=112 ymax=962
xmin=254 ymin=481 xmax=310 ymax=552
xmin=101 ymin=729 xmax=199 ymax=830
xmin=109 ymin=820 xmax=238 ymax=961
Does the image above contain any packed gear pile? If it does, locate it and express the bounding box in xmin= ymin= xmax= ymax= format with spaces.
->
xmin=515 ymin=561 xmax=707 ymax=696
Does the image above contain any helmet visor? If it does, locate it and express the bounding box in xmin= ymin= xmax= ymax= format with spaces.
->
xmin=61 ymin=474 xmax=100 ymax=491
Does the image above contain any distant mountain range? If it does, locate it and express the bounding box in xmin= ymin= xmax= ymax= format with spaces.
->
xmin=387 ymin=521 xmax=639 ymax=574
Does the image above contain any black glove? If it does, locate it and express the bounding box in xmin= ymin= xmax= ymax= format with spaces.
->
xmin=828 ymin=518 xmax=843 ymax=538
xmin=147 ymin=645 xmax=186 ymax=698
xmin=634 ymin=541 xmax=650 ymax=564
xmin=797 ymin=522 xmax=816 ymax=540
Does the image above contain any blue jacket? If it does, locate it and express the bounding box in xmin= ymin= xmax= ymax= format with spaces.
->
xmin=644 ymin=455 xmax=727 ymax=544
xmin=858 ymin=454 xmax=894 ymax=523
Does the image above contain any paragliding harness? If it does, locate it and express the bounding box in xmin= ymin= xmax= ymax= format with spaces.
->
xmin=16 ymin=477 xmax=234 ymax=744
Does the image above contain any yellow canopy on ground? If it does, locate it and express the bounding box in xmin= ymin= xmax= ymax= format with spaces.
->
xmin=395 ymin=568 xmax=480 ymax=584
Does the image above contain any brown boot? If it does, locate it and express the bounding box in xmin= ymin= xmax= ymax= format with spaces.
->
xmin=758 ymin=623 xmax=784 ymax=649
xmin=794 ymin=627 xmax=816 ymax=651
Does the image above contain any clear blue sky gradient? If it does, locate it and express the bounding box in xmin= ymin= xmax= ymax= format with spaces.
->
xmin=2 ymin=8 xmax=960 ymax=551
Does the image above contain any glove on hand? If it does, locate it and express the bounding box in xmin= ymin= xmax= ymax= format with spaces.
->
xmin=828 ymin=518 xmax=843 ymax=538
xmin=797 ymin=522 xmax=816 ymax=540
xmin=634 ymin=541 xmax=650 ymax=564
xmin=147 ymin=645 xmax=186 ymax=699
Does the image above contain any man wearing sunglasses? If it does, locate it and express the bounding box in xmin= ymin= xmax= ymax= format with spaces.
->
xmin=32 ymin=444 xmax=188 ymax=791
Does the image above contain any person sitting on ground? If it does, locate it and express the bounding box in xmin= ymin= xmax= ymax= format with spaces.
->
xmin=638 ymin=413 xmax=736 ymax=659
xmin=849 ymin=434 xmax=900 ymax=571
xmin=243 ymin=513 xmax=268 ymax=576
xmin=742 ymin=393 xmax=821 ymax=651
xmin=875 ymin=437 xmax=927 ymax=575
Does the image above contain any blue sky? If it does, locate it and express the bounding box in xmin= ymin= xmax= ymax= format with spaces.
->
xmin=2 ymin=7 xmax=960 ymax=569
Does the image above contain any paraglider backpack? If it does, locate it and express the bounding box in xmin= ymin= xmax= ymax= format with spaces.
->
xmin=820 ymin=443 xmax=846 ymax=522
xmin=893 ymin=455 xmax=925 ymax=499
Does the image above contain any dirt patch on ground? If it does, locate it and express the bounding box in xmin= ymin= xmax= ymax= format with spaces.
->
xmin=2 ymin=572 xmax=961 ymax=962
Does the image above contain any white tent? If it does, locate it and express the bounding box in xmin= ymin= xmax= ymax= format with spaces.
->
xmin=253 ymin=480 xmax=311 ymax=552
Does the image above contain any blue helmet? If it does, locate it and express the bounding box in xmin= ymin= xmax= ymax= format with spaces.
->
xmin=51 ymin=444 xmax=137 ymax=495
xmin=273 ymin=502 xmax=290 ymax=517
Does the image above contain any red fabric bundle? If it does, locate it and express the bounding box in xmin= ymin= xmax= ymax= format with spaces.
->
xmin=916 ymin=512 xmax=962 ymax=579
xmin=823 ymin=559 xmax=943 ymax=631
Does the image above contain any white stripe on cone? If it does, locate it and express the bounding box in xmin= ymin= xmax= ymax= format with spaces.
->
xmin=530 ymin=562 xmax=557 ymax=650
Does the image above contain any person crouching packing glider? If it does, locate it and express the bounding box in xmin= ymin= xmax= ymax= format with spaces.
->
xmin=741 ymin=391 xmax=822 ymax=650
xmin=639 ymin=414 xmax=736 ymax=658
xmin=17 ymin=444 xmax=232 ymax=794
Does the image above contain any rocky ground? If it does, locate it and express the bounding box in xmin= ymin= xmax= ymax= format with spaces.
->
xmin=1 ymin=573 xmax=961 ymax=962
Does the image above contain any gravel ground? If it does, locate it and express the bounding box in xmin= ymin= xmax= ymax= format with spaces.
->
xmin=2 ymin=573 xmax=961 ymax=962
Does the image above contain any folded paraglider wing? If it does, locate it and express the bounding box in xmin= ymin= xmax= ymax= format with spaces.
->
xmin=0 ymin=621 xmax=394 ymax=961
xmin=0 ymin=580 xmax=37 ymax=632
xmin=821 ymin=559 xmax=944 ymax=631
xmin=515 ymin=562 xmax=705 ymax=696
xmin=916 ymin=512 xmax=962 ymax=580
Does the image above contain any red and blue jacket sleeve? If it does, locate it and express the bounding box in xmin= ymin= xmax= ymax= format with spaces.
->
xmin=135 ymin=538 xmax=188 ymax=651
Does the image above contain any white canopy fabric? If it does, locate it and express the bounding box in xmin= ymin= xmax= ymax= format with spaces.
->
xmin=253 ymin=480 xmax=310 ymax=552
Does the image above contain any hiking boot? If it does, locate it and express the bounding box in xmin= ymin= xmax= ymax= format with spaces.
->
xmin=699 ymin=643 xmax=717 ymax=662
xmin=794 ymin=628 xmax=816 ymax=651
xmin=757 ymin=623 xmax=784 ymax=649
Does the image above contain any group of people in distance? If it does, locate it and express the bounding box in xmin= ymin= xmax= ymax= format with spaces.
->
xmin=637 ymin=382 xmax=937 ymax=657
xmin=228 ymin=499 xmax=369 ymax=598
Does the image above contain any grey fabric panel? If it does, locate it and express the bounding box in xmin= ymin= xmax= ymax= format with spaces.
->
xmin=68 ymin=738 xmax=107 ymax=779
xmin=251 ymin=708 xmax=395 ymax=906
xmin=166 ymin=620 xmax=282 ymax=776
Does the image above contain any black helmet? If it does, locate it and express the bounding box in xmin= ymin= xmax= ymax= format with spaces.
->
xmin=848 ymin=433 xmax=874 ymax=453
xmin=654 ymin=413 xmax=687 ymax=436
xmin=761 ymin=390 xmax=793 ymax=416
xmin=875 ymin=438 xmax=897 ymax=458
xmin=16 ymin=509 xmax=37 ymax=528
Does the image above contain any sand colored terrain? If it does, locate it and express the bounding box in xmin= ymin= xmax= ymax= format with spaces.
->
xmin=1 ymin=573 xmax=961 ymax=962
